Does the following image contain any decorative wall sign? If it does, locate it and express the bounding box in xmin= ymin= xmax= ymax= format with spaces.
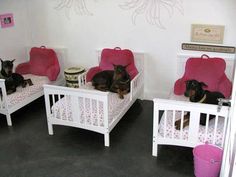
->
xmin=55 ymin=0 xmax=92 ymax=18
xmin=182 ymin=43 xmax=235 ymax=54
xmin=0 ymin=13 xmax=14 ymax=28
xmin=120 ymin=0 xmax=184 ymax=29
xmin=191 ymin=24 xmax=225 ymax=44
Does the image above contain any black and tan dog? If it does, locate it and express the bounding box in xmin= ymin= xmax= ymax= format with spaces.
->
xmin=175 ymin=79 xmax=225 ymax=130
xmin=0 ymin=59 xmax=33 ymax=95
xmin=92 ymin=65 xmax=131 ymax=99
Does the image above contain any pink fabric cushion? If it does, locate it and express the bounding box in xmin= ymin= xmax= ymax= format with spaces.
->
xmin=86 ymin=66 xmax=102 ymax=82
xmin=16 ymin=47 xmax=60 ymax=81
xmin=16 ymin=62 xmax=30 ymax=74
xmin=86 ymin=48 xmax=138 ymax=82
xmin=174 ymin=56 xmax=232 ymax=98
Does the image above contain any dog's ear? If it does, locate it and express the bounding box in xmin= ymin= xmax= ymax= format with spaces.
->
xmin=112 ymin=64 xmax=117 ymax=69
xmin=200 ymin=82 xmax=208 ymax=88
xmin=0 ymin=58 xmax=3 ymax=63
xmin=185 ymin=80 xmax=190 ymax=85
xmin=124 ymin=64 xmax=129 ymax=68
xmin=11 ymin=59 xmax=16 ymax=63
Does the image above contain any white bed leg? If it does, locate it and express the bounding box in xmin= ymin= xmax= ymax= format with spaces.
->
xmin=6 ymin=114 xmax=12 ymax=126
xmin=104 ymin=133 xmax=110 ymax=147
xmin=152 ymin=142 xmax=158 ymax=157
xmin=47 ymin=122 xmax=54 ymax=135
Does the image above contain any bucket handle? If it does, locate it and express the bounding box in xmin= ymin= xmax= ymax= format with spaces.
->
xmin=201 ymin=54 xmax=210 ymax=59
xmin=114 ymin=47 xmax=121 ymax=50
xmin=211 ymin=159 xmax=220 ymax=164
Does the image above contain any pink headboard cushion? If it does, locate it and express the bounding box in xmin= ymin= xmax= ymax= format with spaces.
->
xmin=16 ymin=47 xmax=60 ymax=81
xmin=99 ymin=48 xmax=138 ymax=79
xmin=86 ymin=47 xmax=138 ymax=82
xmin=86 ymin=66 xmax=102 ymax=82
xmin=174 ymin=56 xmax=232 ymax=98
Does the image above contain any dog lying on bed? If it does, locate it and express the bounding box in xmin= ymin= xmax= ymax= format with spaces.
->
xmin=0 ymin=59 xmax=33 ymax=95
xmin=175 ymin=79 xmax=225 ymax=130
xmin=92 ymin=65 xmax=131 ymax=99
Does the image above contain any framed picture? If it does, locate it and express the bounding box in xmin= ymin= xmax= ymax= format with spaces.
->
xmin=191 ymin=24 xmax=225 ymax=44
xmin=0 ymin=13 xmax=14 ymax=28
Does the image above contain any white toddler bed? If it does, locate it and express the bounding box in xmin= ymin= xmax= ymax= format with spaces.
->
xmin=152 ymin=52 xmax=235 ymax=157
xmin=0 ymin=47 xmax=66 ymax=126
xmin=43 ymin=51 xmax=144 ymax=147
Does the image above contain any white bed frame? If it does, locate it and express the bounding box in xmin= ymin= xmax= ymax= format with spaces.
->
xmin=43 ymin=51 xmax=144 ymax=147
xmin=152 ymin=52 xmax=235 ymax=157
xmin=0 ymin=47 xmax=66 ymax=126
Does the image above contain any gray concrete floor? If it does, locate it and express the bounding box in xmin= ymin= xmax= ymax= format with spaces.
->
xmin=0 ymin=98 xmax=194 ymax=177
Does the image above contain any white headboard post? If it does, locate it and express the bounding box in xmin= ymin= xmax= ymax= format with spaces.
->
xmin=177 ymin=51 xmax=236 ymax=81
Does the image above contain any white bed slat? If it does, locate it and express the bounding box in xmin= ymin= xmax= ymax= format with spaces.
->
xmin=188 ymin=111 xmax=200 ymax=143
xmin=172 ymin=110 xmax=176 ymax=139
xmin=204 ymin=114 xmax=210 ymax=143
xmin=222 ymin=116 xmax=227 ymax=146
xmin=64 ymin=95 xmax=69 ymax=121
xmin=164 ymin=111 xmax=167 ymax=138
xmin=58 ymin=95 xmax=63 ymax=120
xmin=52 ymin=95 xmax=56 ymax=118
xmin=213 ymin=115 xmax=219 ymax=144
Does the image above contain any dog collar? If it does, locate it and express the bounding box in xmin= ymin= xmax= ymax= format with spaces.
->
xmin=198 ymin=94 xmax=206 ymax=103
xmin=119 ymin=79 xmax=130 ymax=84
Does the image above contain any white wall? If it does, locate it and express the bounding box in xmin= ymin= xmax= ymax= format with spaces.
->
xmin=3 ymin=0 xmax=236 ymax=99
xmin=0 ymin=0 xmax=30 ymax=65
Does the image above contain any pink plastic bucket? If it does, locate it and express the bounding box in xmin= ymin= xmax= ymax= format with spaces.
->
xmin=193 ymin=143 xmax=223 ymax=177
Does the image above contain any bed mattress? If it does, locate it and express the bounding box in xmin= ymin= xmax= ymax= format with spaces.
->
xmin=7 ymin=74 xmax=50 ymax=108
xmin=51 ymin=82 xmax=130 ymax=127
xmin=158 ymin=93 xmax=225 ymax=146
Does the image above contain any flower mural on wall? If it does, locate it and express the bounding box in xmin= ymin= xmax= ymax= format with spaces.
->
xmin=55 ymin=0 xmax=92 ymax=18
xmin=120 ymin=0 xmax=184 ymax=29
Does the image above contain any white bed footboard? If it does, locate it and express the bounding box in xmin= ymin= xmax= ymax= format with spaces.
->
xmin=44 ymin=84 xmax=111 ymax=146
xmin=152 ymin=98 xmax=230 ymax=156
xmin=44 ymin=72 xmax=144 ymax=146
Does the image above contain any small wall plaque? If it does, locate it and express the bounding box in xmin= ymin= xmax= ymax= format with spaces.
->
xmin=0 ymin=13 xmax=14 ymax=28
xmin=191 ymin=24 xmax=225 ymax=44
xmin=182 ymin=43 xmax=235 ymax=54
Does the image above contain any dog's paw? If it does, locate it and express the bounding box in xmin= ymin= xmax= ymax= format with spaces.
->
xmin=175 ymin=120 xmax=181 ymax=130
xmin=119 ymin=94 xmax=124 ymax=99
xmin=28 ymin=81 xmax=33 ymax=86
